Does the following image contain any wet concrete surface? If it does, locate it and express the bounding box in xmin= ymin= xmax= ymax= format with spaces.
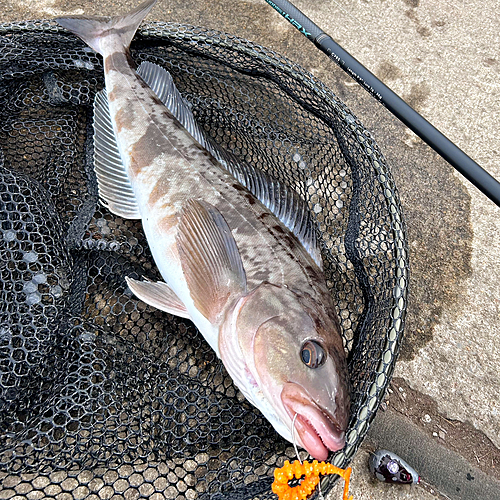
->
xmin=3 ymin=0 xmax=500 ymax=498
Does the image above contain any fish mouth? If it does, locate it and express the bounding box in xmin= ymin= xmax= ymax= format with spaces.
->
xmin=281 ymin=382 xmax=346 ymax=461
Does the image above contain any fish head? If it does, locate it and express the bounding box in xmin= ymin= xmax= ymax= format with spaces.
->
xmin=221 ymin=282 xmax=350 ymax=461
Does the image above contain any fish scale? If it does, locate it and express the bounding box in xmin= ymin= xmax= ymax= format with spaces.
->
xmin=103 ymin=40 xmax=321 ymax=296
xmin=55 ymin=0 xmax=350 ymax=461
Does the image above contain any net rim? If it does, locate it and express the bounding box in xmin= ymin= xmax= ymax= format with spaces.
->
xmin=0 ymin=18 xmax=409 ymax=488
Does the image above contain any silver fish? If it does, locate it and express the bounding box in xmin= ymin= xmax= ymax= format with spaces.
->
xmin=55 ymin=0 xmax=349 ymax=460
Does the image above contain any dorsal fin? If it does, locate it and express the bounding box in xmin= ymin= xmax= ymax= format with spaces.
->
xmin=136 ymin=60 xmax=197 ymax=129
xmin=137 ymin=61 xmax=323 ymax=269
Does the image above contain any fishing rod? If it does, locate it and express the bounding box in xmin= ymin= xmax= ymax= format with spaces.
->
xmin=264 ymin=0 xmax=500 ymax=208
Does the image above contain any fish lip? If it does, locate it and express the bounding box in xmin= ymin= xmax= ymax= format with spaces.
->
xmin=281 ymin=382 xmax=346 ymax=460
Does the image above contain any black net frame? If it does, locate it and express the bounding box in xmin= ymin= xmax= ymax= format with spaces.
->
xmin=0 ymin=20 xmax=409 ymax=500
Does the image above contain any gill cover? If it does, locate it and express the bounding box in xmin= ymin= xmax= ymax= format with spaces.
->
xmin=224 ymin=282 xmax=349 ymax=459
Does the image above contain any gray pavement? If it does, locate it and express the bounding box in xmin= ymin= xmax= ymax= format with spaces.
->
xmin=3 ymin=0 xmax=500 ymax=499
xmin=329 ymin=408 xmax=500 ymax=500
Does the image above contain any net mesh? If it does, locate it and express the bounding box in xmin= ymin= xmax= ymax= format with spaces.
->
xmin=0 ymin=21 xmax=409 ymax=500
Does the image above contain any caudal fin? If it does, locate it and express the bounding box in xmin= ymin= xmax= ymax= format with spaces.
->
xmin=55 ymin=0 xmax=156 ymax=56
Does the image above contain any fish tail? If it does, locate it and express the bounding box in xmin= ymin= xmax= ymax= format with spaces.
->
xmin=55 ymin=0 xmax=156 ymax=56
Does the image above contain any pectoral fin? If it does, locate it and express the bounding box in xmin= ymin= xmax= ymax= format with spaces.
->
xmin=176 ymin=199 xmax=246 ymax=324
xmin=126 ymin=277 xmax=190 ymax=319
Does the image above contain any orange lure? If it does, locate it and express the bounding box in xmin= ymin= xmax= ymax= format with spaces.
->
xmin=272 ymin=460 xmax=353 ymax=500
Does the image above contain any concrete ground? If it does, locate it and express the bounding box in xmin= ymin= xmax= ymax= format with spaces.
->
xmin=3 ymin=0 xmax=500 ymax=499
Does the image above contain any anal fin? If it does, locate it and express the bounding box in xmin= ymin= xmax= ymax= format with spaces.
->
xmin=93 ymin=90 xmax=141 ymax=219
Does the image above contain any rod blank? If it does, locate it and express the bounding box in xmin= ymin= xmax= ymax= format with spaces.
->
xmin=264 ymin=0 xmax=500 ymax=207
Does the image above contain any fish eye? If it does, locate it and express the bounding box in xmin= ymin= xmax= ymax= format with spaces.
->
xmin=300 ymin=340 xmax=326 ymax=368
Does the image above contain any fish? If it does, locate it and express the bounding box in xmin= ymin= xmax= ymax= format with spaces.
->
xmin=55 ymin=0 xmax=350 ymax=461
